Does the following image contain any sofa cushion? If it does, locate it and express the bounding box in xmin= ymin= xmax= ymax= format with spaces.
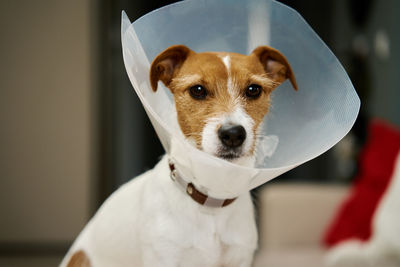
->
xmin=253 ymin=248 xmax=325 ymax=267
xmin=259 ymin=183 xmax=348 ymax=249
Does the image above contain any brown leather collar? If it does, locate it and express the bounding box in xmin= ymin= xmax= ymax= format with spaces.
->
xmin=168 ymin=160 xmax=236 ymax=208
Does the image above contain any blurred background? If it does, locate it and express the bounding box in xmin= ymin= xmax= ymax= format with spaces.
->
xmin=0 ymin=0 xmax=398 ymax=266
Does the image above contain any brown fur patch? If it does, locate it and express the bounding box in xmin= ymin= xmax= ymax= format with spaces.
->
xmin=149 ymin=45 xmax=193 ymax=91
xmin=67 ymin=250 xmax=91 ymax=267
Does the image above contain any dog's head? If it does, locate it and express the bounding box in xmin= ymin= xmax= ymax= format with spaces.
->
xmin=150 ymin=45 xmax=297 ymax=166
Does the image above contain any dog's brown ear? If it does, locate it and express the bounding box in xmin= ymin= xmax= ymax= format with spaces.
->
xmin=149 ymin=45 xmax=193 ymax=92
xmin=252 ymin=46 xmax=298 ymax=90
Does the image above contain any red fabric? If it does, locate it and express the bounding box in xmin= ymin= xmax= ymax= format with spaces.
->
xmin=323 ymin=120 xmax=400 ymax=247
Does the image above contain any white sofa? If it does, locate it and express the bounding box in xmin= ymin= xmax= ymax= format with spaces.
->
xmin=253 ymin=183 xmax=349 ymax=267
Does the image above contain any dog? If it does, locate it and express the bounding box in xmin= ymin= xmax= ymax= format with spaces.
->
xmin=60 ymin=44 xmax=297 ymax=267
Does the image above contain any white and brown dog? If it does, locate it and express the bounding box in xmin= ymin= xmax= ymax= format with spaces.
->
xmin=61 ymin=45 xmax=297 ymax=267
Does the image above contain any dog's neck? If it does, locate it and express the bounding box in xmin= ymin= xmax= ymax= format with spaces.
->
xmin=168 ymin=159 xmax=238 ymax=208
xmin=166 ymin=150 xmax=256 ymax=209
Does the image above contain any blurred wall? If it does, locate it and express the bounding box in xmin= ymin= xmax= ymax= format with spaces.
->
xmin=0 ymin=0 xmax=97 ymax=246
xmin=331 ymin=0 xmax=400 ymax=126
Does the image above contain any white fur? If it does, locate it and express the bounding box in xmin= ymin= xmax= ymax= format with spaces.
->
xmin=221 ymin=55 xmax=234 ymax=97
xmin=60 ymin=156 xmax=257 ymax=267
xmin=325 ymin=150 xmax=400 ymax=267
xmin=201 ymin=105 xmax=255 ymax=160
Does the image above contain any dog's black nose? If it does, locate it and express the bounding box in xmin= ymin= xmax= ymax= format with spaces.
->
xmin=218 ymin=125 xmax=246 ymax=148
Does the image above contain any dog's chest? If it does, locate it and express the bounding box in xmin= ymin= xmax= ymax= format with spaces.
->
xmin=178 ymin=231 xmax=227 ymax=266
xmin=142 ymin=168 xmax=254 ymax=266
xmin=172 ymin=213 xmax=240 ymax=266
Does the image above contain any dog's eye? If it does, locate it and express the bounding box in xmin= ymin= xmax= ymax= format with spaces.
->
xmin=245 ymin=84 xmax=262 ymax=99
xmin=189 ymin=85 xmax=207 ymax=100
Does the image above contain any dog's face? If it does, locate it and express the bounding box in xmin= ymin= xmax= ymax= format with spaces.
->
xmin=150 ymin=45 xmax=297 ymax=164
